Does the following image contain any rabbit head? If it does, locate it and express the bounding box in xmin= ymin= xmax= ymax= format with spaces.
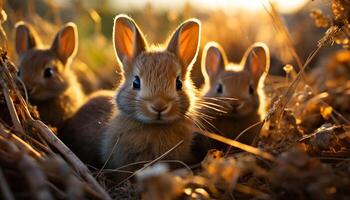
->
xmin=113 ymin=15 xmax=201 ymax=124
xmin=15 ymin=22 xmax=78 ymax=102
xmin=201 ymin=42 xmax=270 ymax=118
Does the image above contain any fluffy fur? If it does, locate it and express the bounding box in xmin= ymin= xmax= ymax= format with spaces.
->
xmin=61 ymin=15 xmax=201 ymax=171
xmin=200 ymin=41 xmax=270 ymax=147
xmin=60 ymin=90 xmax=116 ymax=165
xmin=15 ymin=22 xmax=96 ymax=128
xmin=102 ymin=15 xmax=201 ymax=169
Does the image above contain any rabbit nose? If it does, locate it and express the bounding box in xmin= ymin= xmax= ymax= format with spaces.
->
xmin=149 ymin=100 xmax=169 ymax=114
xmin=231 ymin=101 xmax=244 ymax=110
xmin=151 ymin=104 xmax=168 ymax=113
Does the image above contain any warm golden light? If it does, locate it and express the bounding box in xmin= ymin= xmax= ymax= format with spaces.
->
xmin=112 ymin=0 xmax=309 ymax=14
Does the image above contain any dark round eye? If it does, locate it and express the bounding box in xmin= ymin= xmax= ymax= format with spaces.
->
xmin=216 ymin=83 xmax=223 ymax=94
xmin=133 ymin=76 xmax=141 ymax=90
xmin=176 ymin=76 xmax=182 ymax=91
xmin=43 ymin=67 xmax=54 ymax=78
xmin=249 ymin=84 xmax=254 ymax=95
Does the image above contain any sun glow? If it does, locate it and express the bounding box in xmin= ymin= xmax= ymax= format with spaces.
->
xmin=191 ymin=0 xmax=309 ymax=14
xmin=112 ymin=0 xmax=309 ymax=14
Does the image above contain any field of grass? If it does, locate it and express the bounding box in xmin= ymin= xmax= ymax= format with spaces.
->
xmin=0 ymin=0 xmax=349 ymax=199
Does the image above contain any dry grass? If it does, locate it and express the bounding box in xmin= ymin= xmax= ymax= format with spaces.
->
xmin=1 ymin=0 xmax=350 ymax=200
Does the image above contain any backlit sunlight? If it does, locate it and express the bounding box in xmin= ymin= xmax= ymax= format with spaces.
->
xmin=111 ymin=0 xmax=309 ymax=14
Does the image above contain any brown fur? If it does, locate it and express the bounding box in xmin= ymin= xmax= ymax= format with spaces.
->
xmin=60 ymin=90 xmax=115 ymax=165
xmin=103 ymin=15 xmax=201 ymax=170
xmin=60 ymin=15 xmax=201 ymax=171
xmin=200 ymin=42 xmax=270 ymax=149
xmin=15 ymin=21 xmax=93 ymax=129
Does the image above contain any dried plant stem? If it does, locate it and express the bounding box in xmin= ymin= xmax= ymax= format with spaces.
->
xmin=264 ymin=2 xmax=304 ymax=71
xmin=278 ymin=47 xmax=321 ymax=115
xmin=29 ymin=119 xmax=111 ymax=200
xmin=0 ymin=126 xmax=42 ymax=158
xmin=263 ymin=2 xmax=350 ymax=126
xmin=96 ymin=137 xmax=120 ymax=179
xmin=117 ymin=140 xmax=184 ymax=186
xmin=0 ymin=134 xmax=53 ymax=200
xmin=0 ymin=52 xmax=111 ymax=199
xmin=225 ymin=120 xmax=265 ymax=156
xmin=19 ymin=153 xmax=54 ymax=200
xmin=2 ymin=86 xmax=24 ymax=133
xmin=197 ymin=129 xmax=275 ymax=161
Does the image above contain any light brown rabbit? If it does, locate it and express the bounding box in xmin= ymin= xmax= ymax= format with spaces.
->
xmin=61 ymin=14 xmax=201 ymax=169
xmin=15 ymin=22 xmax=92 ymax=129
xmin=200 ymin=41 xmax=270 ymax=148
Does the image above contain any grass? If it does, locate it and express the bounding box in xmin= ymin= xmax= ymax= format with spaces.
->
xmin=1 ymin=0 xmax=350 ymax=199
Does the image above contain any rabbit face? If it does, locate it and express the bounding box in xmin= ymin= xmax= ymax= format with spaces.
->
xmin=113 ymin=15 xmax=200 ymax=124
xmin=15 ymin=22 xmax=78 ymax=102
xmin=202 ymin=42 xmax=270 ymax=118
xmin=17 ymin=50 xmax=72 ymax=101
xmin=117 ymin=52 xmax=193 ymax=123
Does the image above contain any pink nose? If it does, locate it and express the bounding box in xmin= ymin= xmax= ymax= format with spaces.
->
xmin=150 ymin=99 xmax=169 ymax=113
xmin=231 ymin=101 xmax=243 ymax=110
xmin=151 ymin=105 xmax=168 ymax=113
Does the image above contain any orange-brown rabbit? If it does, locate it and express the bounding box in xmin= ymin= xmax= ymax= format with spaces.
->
xmin=15 ymin=22 xmax=94 ymax=129
xmin=200 ymin=42 xmax=270 ymax=149
xmin=61 ymin=15 xmax=201 ymax=169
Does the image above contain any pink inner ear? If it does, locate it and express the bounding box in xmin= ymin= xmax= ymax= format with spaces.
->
xmin=247 ymin=48 xmax=267 ymax=85
xmin=17 ymin=29 xmax=29 ymax=53
xmin=58 ymin=28 xmax=76 ymax=60
xmin=206 ymin=47 xmax=221 ymax=75
xmin=115 ymin=21 xmax=135 ymax=61
xmin=176 ymin=22 xmax=199 ymax=67
xmin=114 ymin=16 xmax=149 ymax=67
xmin=178 ymin=30 xmax=194 ymax=62
xmin=251 ymin=51 xmax=260 ymax=75
xmin=16 ymin=26 xmax=35 ymax=55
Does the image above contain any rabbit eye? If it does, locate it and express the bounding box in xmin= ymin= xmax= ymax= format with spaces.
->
xmin=216 ymin=83 xmax=223 ymax=94
xmin=43 ymin=67 xmax=54 ymax=78
xmin=249 ymin=84 xmax=254 ymax=95
xmin=133 ymin=76 xmax=141 ymax=90
xmin=176 ymin=76 xmax=182 ymax=91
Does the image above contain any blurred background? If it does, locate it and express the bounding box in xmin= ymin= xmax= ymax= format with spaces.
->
xmin=3 ymin=0 xmax=338 ymax=87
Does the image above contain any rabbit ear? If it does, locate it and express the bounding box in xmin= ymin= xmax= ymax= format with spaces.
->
xmin=113 ymin=14 xmax=147 ymax=70
xmin=202 ymin=42 xmax=227 ymax=78
xmin=242 ymin=42 xmax=270 ymax=86
xmin=51 ymin=22 xmax=78 ymax=64
xmin=15 ymin=21 xmax=40 ymax=56
xmin=167 ymin=19 xmax=201 ymax=72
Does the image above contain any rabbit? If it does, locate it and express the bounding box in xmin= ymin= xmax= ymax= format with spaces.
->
xmin=14 ymin=21 xmax=95 ymax=129
xmin=61 ymin=14 xmax=201 ymax=170
xmin=200 ymin=41 xmax=270 ymax=150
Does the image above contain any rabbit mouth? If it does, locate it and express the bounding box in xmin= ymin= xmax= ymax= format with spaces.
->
xmin=138 ymin=113 xmax=179 ymax=124
xmin=153 ymin=114 xmax=179 ymax=123
xmin=223 ymin=101 xmax=245 ymax=114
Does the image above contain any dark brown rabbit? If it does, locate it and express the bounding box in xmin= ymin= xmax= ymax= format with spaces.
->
xmin=61 ymin=14 xmax=201 ymax=170
xmin=15 ymin=21 xmax=95 ymax=129
xmin=200 ymin=41 xmax=270 ymax=149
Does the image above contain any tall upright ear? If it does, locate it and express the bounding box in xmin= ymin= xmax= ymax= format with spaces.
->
xmin=113 ymin=14 xmax=147 ymax=70
xmin=201 ymin=42 xmax=227 ymax=79
xmin=15 ymin=21 xmax=40 ymax=56
xmin=51 ymin=22 xmax=78 ymax=64
xmin=242 ymin=42 xmax=270 ymax=86
xmin=167 ymin=19 xmax=201 ymax=72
